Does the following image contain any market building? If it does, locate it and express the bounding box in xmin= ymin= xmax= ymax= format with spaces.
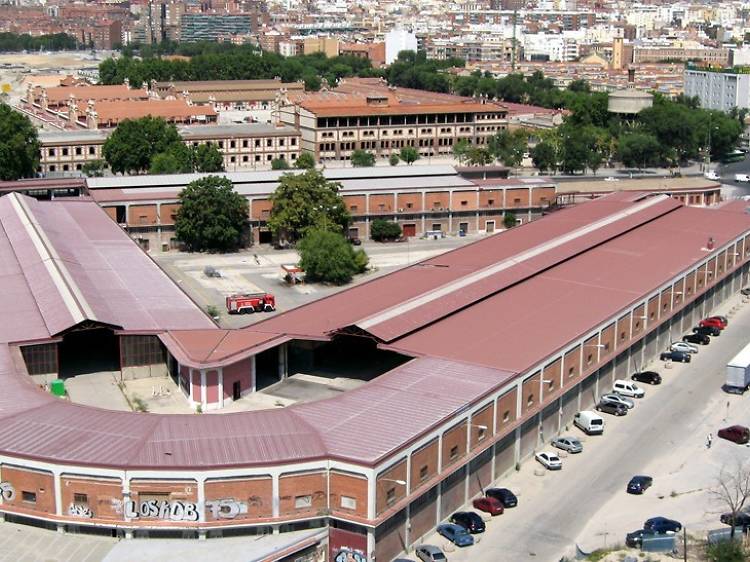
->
xmin=0 ymin=188 xmax=748 ymax=562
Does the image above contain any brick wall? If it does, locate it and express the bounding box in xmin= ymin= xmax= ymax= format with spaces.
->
xmin=278 ymin=472 xmax=326 ymax=517
xmin=61 ymin=476 xmax=123 ymax=520
xmin=440 ymin=421 xmax=467 ymax=471
xmin=329 ymin=471 xmax=368 ymax=519
xmin=375 ymin=459 xmax=407 ymax=515
xmin=204 ymin=477 xmax=273 ymax=520
xmin=410 ymin=439 xmax=438 ymax=492
xmin=1 ymin=466 xmax=55 ymax=515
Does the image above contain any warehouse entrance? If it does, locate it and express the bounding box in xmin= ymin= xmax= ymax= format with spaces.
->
xmin=58 ymin=324 xmax=120 ymax=378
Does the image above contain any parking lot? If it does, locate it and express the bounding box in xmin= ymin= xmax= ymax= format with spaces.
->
xmin=415 ymin=292 xmax=750 ymax=561
xmin=152 ymin=235 xmax=480 ymax=328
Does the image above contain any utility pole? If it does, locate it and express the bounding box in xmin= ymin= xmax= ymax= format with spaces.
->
xmin=511 ymin=9 xmax=518 ymax=72
xmin=682 ymin=527 xmax=687 ymax=562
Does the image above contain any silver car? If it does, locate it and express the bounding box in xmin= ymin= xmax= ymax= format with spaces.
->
xmin=551 ymin=436 xmax=583 ymax=453
xmin=415 ymin=545 xmax=447 ymax=562
xmin=601 ymin=393 xmax=635 ymax=409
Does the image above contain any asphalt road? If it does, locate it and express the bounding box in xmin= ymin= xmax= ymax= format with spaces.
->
xmin=422 ymin=293 xmax=750 ymax=561
xmin=718 ymin=155 xmax=750 ymax=197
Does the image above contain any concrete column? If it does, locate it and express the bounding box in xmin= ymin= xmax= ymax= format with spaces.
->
xmin=218 ymin=369 xmax=224 ymax=408
xmin=367 ymin=528 xmax=376 ymax=562
xmin=53 ymin=469 xmax=63 ymax=516
xmin=278 ymin=344 xmax=288 ymax=380
xmin=421 ymin=191 xmax=426 ymax=234
xmin=196 ymin=476 xmax=206 ymax=523
xmin=200 ymin=370 xmax=206 ymax=408
xmin=251 ymin=355 xmax=257 ymax=393
xmin=272 ymin=474 xmax=280 ymax=518
xmin=367 ymin=473 xmax=377 ymax=520
xmin=448 ymin=189 xmax=453 ymax=233
xmin=188 ymin=369 xmax=193 ymax=402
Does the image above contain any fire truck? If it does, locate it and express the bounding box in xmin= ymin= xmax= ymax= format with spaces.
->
xmin=225 ymin=293 xmax=276 ymax=314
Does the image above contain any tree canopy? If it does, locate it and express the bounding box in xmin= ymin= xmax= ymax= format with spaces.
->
xmin=0 ymin=32 xmax=79 ymax=52
xmin=0 ymin=104 xmax=40 ymax=181
xmin=268 ymin=169 xmax=350 ymax=242
xmin=174 ymin=175 xmax=249 ymax=252
xmin=102 ymin=116 xmax=182 ymax=174
xmin=298 ymin=229 xmax=368 ymax=285
xmin=193 ymin=143 xmax=225 ymax=173
xmin=294 ymin=152 xmax=315 ymax=169
xmin=350 ymin=149 xmax=375 ymax=167
xmin=370 ymin=219 xmax=402 ymax=241
xmin=271 ymin=157 xmax=290 ymax=170
xmin=399 ymin=146 xmax=420 ymax=165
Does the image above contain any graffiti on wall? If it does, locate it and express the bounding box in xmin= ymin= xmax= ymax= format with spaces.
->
xmin=68 ymin=504 xmax=93 ymax=518
xmin=0 ymin=482 xmax=15 ymax=502
xmin=333 ymin=549 xmax=367 ymax=562
xmin=111 ymin=498 xmax=249 ymax=521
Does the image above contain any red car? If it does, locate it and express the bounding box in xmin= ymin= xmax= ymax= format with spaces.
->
xmin=718 ymin=425 xmax=750 ymax=445
xmin=472 ymin=496 xmax=504 ymax=516
xmin=699 ymin=317 xmax=726 ymax=330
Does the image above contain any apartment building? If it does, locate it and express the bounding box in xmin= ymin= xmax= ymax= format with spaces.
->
xmin=38 ymin=124 xmax=301 ymax=176
xmin=684 ymin=66 xmax=750 ymax=112
xmin=279 ymin=78 xmax=508 ymax=163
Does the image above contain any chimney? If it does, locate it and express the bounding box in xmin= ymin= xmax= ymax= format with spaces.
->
xmin=627 ymin=67 xmax=635 ymax=87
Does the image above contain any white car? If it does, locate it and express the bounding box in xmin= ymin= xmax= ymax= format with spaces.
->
xmin=735 ymin=173 xmax=750 ymax=183
xmin=670 ymin=341 xmax=698 ymax=354
xmin=704 ymin=170 xmax=720 ymax=180
xmin=613 ymin=379 xmax=645 ymax=398
xmin=535 ymin=451 xmax=562 ymax=470
xmin=604 ymin=176 xmax=620 ymax=182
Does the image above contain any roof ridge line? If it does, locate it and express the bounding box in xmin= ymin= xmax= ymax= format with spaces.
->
xmin=7 ymin=194 xmax=94 ymax=326
xmin=357 ymin=194 xmax=672 ymax=332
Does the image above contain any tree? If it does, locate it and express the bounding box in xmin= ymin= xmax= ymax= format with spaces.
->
xmin=389 ymin=153 xmax=400 ymax=166
xmin=81 ymin=159 xmax=106 ymax=178
xmin=710 ymin=459 xmax=750 ymax=539
xmin=175 ymin=175 xmax=249 ymax=252
xmin=399 ymin=146 xmax=420 ymax=165
xmin=0 ymin=104 xmax=40 ymax=181
xmin=102 ymin=116 xmax=181 ymax=174
xmin=530 ymin=142 xmax=557 ymax=173
xmin=489 ymin=129 xmax=528 ymax=168
xmin=294 ymin=152 xmax=315 ymax=169
xmin=503 ymin=212 xmax=517 ymax=229
xmin=271 ymin=158 xmax=290 ymax=170
xmin=350 ymin=149 xmax=375 ymax=167
xmin=452 ymin=139 xmax=470 ymax=164
xmin=466 ymin=147 xmax=494 ymax=166
xmin=298 ymin=229 xmax=366 ymax=285
xmin=268 ymin=169 xmax=350 ymax=242
xmin=617 ymin=133 xmax=662 ymax=169
xmin=370 ymin=219 xmax=402 ymax=241
xmin=150 ymin=142 xmax=194 ymax=174
xmin=192 ymin=143 xmax=224 ymax=173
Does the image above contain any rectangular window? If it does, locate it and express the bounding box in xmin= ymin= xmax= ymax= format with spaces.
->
xmin=266 ymin=139 xmax=273 ymax=147
xmin=503 ymin=410 xmax=510 ymax=422
xmin=230 ymin=140 xmax=236 ymax=149
xmin=73 ymin=493 xmax=88 ymax=505
xmin=242 ymin=140 xmax=248 ymax=148
xmin=88 ymin=146 xmax=95 ymax=155
xmin=22 ymin=491 xmax=36 ymax=503
xmin=419 ymin=465 xmax=429 ymax=482
xmin=449 ymin=445 xmax=459 ymax=460
xmin=294 ymin=495 xmax=312 ymax=509
xmin=386 ymin=487 xmax=396 ymax=505
xmin=62 ymin=148 xmax=68 ymax=156
xmin=340 ymin=496 xmax=357 ymax=510
xmin=477 ymin=426 xmax=487 ymax=441
xmin=49 ymin=148 xmax=56 ymax=156
xmin=75 ymin=147 xmax=82 ymax=155
xmin=255 ymin=139 xmax=261 ymax=147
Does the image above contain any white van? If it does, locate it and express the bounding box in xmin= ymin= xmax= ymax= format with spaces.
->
xmin=574 ymin=411 xmax=604 ymax=435
xmin=613 ymin=379 xmax=645 ymax=398
xmin=735 ymin=173 xmax=750 ymax=183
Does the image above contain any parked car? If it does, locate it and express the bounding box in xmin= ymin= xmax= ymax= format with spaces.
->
xmin=710 ymin=315 xmax=729 ymax=326
xmin=632 ymin=371 xmax=662 ymax=385
xmin=601 ymin=393 xmax=635 ymax=409
xmin=660 ymin=350 xmax=691 ymax=363
xmin=694 ymin=325 xmax=721 ymax=337
xmin=485 ymin=488 xmax=517 ymax=508
xmin=437 ymin=523 xmax=474 ymax=546
xmin=415 ymin=545 xmax=447 ymax=562
xmin=574 ymin=411 xmax=605 ymax=434
xmin=551 ymin=436 xmax=583 ymax=453
xmin=705 ymin=170 xmax=720 ymax=180
xmin=644 ymin=517 xmax=682 ymax=534
xmin=741 ymin=287 xmax=750 ymax=296
xmin=670 ymin=341 xmax=699 ymax=354
xmin=625 ymin=528 xmax=660 ymax=548
xmin=627 ymin=475 xmax=653 ymax=494
xmin=472 ymin=496 xmax=504 ymax=516
xmin=596 ymin=400 xmax=628 ymax=416
xmin=699 ymin=317 xmax=726 ymax=330
xmin=535 ymin=451 xmax=562 ymax=470
xmin=612 ymin=380 xmax=645 ymax=398
xmin=718 ymin=425 xmax=750 ymax=444
xmin=735 ymin=173 xmax=750 ymax=183
xmin=683 ymin=333 xmax=710 ymax=345
xmin=721 ymin=512 xmax=750 ymax=527
xmin=450 ymin=511 xmax=485 ymax=534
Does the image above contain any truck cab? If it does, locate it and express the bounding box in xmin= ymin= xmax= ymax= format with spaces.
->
xmin=226 ymin=293 xmax=276 ymax=314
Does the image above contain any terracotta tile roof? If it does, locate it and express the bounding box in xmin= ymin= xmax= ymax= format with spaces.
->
xmin=93 ymin=99 xmax=217 ymax=124
xmin=43 ymin=84 xmax=149 ymax=104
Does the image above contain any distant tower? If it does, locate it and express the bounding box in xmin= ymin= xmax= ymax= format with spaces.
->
xmin=612 ymin=37 xmax=624 ymax=70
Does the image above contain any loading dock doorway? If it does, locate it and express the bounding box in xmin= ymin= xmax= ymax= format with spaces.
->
xmin=402 ymin=224 xmax=416 ymax=238
xmin=233 ymin=381 xmax=241 ymax=400
xmin=58 ymin=326 xmax=120 ymax=378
